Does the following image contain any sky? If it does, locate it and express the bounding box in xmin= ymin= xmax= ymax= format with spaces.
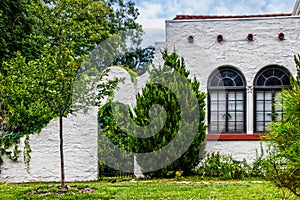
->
xmin=130 ymin=0 xmax=297 ymax=46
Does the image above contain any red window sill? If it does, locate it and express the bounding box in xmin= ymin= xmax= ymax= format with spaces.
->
xmin=206 ymin=134 xmax=265 ymax=141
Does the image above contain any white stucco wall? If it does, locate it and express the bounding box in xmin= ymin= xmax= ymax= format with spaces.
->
xmin=156 ymin=16 xmax=299 ymax=91
xmin=0 ymin=67 xmax=149 ymax=183
xmin=0 ymin=108 xmax=99 ymax=183
xmin=206 ymin=140 xmax=268 ymax=163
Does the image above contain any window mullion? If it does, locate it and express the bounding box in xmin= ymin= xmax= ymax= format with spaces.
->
xmin=272 ymin=90 xmax=276 ymax=121
xmin=235 ymin=91 xmax=237 ymax=133
xmin=263 ymin=91 xmax=266 ymax=132
xmin=225 ymin=90 xmax=229 ymax=133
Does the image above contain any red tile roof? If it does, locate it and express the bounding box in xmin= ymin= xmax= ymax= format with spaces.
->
xmin=173 ymin=13 xmax=292 ymax=20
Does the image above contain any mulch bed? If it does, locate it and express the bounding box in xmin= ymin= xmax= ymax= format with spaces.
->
xmin=26 ymin=185 xmax=95 ymax=197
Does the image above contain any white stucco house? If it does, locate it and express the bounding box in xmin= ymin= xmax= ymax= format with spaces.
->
xmin=154 ymin=4 xmax=300 ymax=162
xmin=0 ymin=1 xmax=300 ymax=183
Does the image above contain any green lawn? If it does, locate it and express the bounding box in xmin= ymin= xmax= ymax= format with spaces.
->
xmin=0 ymin=178 xmax=296 ymax=200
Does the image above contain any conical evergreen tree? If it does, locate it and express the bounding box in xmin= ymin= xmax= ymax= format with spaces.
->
xmin=99 ymin=51 xmax=206 ymax=178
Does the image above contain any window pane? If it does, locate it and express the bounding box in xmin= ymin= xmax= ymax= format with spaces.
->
xmin=235 ymin=101 xmax=243 ymax=111
xmin=274 ymin=69 xmax=282 ymax=77
xmin=256 ymin=122 xmax=264 ymax=132
xmin=256 ymin=91 xmax=264 ymax=100
xmin=282 ymin=75 xmax=290 ymax=85
xmin=210 ymin=92 xmax=218 ymax=100
xmin=209 ymin=124 xmax=218 ymax=132
xmin=264 ymin=102 xmax=272 ymax=112
xmin=263 ymin=69 xmax=274 ymax=78
xmin=256 ymin=77 xmax=266 ymax=86
xmin=236 ymin=122 xmax=244 ymax=131
xmin=219 ymin=101 xmax=226 ymax=111
xmin=236 ymin=112 xmax=244 ymax=121
xmin=228 ymin=92 xmax=236 ymax=100
xmin=265 ymin=92 xmax=272 ymax=100
xmin=211 ymin=77 xmax=219 ymax=86
xmin=256 ymin=112 xmax=264 ymax=121
xmin=211 ymin=102 xmax=218 ymax=111
xmin=236 ymin=92 xmax=243 ymax=100
xmin=266 ymin=77 xmax=282 ymax=86
xmin=221 ymin=78 xmax=234 ymax=86
xmin=265 ymin=113 xmax=272 ymax=122
xmin=218 ymin=92 xmax=226 ymax=100
xmin=228 ymin=112 xmax=235 ymax=121
xmin=228 ymin=122 xmax=236 ymax=132
xmin=228 ymin=102 xmax=236 ymax=111
xmin=235 ymin=76 xmax=243 ymax=86
xmin=218 ymin=121 xmax=226 ymax=132
xmin=211 ymin=112 xmax=218 ymax=121
xmin=219 ymin=112 xmax=226 ymax=120
xmin=256 ymin=101 xmax=264 ymax=111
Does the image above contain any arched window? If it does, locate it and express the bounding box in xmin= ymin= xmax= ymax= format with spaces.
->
xmin=208 ymin=67 xmax=246 ymax=133
xmin=254 ymin=66 xmax=291 ymax=133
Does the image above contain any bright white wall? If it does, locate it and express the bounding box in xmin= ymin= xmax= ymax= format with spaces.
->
xmin=156 ymin=16 xmax=300 ymax=91
xmin=0 ymin=109 xmax=99 ymax=183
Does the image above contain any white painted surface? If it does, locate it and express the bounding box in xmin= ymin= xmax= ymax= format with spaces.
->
xmin=206 ymin=140 xmax=268 ymax=163
xmin=159 ymin=16 xmax=299 ymax=90
xmin=0 ymin=108 xmax=99 ymax=183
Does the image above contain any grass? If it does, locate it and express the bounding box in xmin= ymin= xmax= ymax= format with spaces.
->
xmin=0 ymin=178 xmax=297 ymax=200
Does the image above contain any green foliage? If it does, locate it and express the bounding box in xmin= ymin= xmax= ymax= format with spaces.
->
xmin=0 ymin=0 xmax=141 ymax=182
xmin=133 ymin=51 xmax=206 ymax=178
xmin=197 ymin=152 xmax=250 ymax=180
xmin=250 ymin=146 xmax=269 ymax=178
xmin=197 ymin=150 xmax=268 ymax=180
xmin=112 ymin=46 xmax=155 ymax=75
xmin=0 ymin=52 xmax=55 ymax=164
xmin=24 ymin=135 xmax=31 ymax=173
xmin=0 ymin=0 xmax=44 ymax=67
xmin=264 ymin=55 xmax=300 ymax=197
xmin=98 ymin=102 xmax=133 ymax=173
xmin=98 ymin=51 xmax=206 ymax=178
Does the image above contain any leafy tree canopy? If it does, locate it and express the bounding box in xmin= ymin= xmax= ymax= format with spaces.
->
xmin=0 ymin=0 xmax=141 ymax=179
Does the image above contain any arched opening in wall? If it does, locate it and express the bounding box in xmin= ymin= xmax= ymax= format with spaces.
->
xmin=253 ymin=66 xmax=291 ymax=133
xmin=207 ymin=67 xmax=246 ymax=134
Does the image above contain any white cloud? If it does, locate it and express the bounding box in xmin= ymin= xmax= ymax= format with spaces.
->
xmin=132 ymin=0 xmax=296 ymax=47
xmin=136 ymin=2 xmax=165 ymax=29
xmin=134 ymin=0 xmax=296 ymax=29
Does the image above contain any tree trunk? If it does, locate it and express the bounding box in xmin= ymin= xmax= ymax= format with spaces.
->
xmin=59 ymin=115 xmax=65 ymax=188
